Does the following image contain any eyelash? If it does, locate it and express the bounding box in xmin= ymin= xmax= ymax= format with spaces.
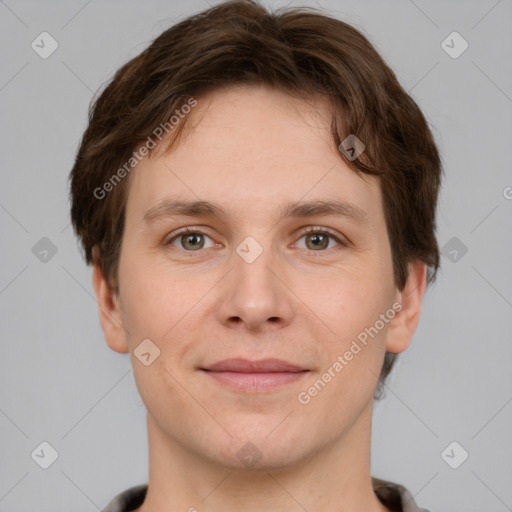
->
xmin=164 ymin=226 xmax=348 ymax=254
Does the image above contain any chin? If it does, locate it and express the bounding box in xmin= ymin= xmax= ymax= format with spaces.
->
xmin=199 ymin=422 xmax=314 ymax=472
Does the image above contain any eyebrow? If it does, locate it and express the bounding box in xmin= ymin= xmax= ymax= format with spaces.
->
xmin=143 ymin=198 xmax=368 ymax=226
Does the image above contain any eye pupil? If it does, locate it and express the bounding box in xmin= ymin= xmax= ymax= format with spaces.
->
xmin=182 ymin=233 xmax=204 ymax=250
xmin=306 ymin=233 xmax=329 ymax=250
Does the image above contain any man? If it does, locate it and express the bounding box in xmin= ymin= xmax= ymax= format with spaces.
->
xmin=69 ymin=1 xmax=442 ymax=511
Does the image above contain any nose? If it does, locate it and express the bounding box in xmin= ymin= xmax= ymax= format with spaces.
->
xmin=214 ymin=239 xmax=294 ymax=333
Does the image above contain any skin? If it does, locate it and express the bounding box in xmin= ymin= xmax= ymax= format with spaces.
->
xmin=92 ymin=84 xmax=427 ymax=512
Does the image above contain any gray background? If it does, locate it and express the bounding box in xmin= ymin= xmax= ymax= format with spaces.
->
xmin=1 ymin=0 xmax=511 ymax=511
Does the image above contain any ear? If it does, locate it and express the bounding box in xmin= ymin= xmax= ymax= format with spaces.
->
xmin=91 ymin=248 xmax=129 ymax=354
xmin=385 ymin=260 xmax=428 ymax=354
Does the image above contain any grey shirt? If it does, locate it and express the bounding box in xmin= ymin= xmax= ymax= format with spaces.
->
xmin=103 ymin=478 xmax=431 ymax=512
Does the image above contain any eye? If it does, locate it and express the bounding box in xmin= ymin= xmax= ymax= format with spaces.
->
xmin=294 ymin=227 xmax=346 ymax=252
xmin=164 ymin=226 xmax=347 ymax=254
xmin=165 ymin=228 xmax=216 ymax=251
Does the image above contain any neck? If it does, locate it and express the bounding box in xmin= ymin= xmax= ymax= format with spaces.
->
xmin=135 ymin=401 xmax=390 ymax=512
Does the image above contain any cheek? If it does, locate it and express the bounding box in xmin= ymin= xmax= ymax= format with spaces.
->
xmin=299 ymin=283 xmax=391 ymax=420
xmin=306 ymin=267 xmax=393 ymax=392
xmin=120 ymin=269 xmax=201 ymax=423
xmin=118 ymin=258 xmax=213 ymax=379
xmin=315 ymin=270 xmax=389 ymax=338
xmin=131 ymin=353 xmax=200 ymax=440
xmin=119 ymin=254 xmax=187 ymax=338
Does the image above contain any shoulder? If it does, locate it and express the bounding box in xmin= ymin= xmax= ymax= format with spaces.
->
xmin=102 ymin=484 xmax=148 ymax=512
xmin=372 ymin=477 xmax=432 ymax=512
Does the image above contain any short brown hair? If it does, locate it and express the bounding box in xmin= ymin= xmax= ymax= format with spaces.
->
xmin=69 ymin=0 xmax=443 ymax=398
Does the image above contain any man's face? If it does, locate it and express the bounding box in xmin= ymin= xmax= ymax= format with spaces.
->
xmin=100 ymin=84 xmax=414 ymax=469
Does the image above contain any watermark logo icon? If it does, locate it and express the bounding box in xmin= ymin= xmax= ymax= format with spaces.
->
xmin=32 ymin=237 xmax=58 ymax=263
xmin=236 ymin=442 xmax=262 ymax=468
xmin=31 ymin=441 xmax=59 ymax=469
xmin=236 ymin=236 xmax=263 ymax=264
xmin=441 ymin=441 xmax=469 ymax=469
xmin=339 ymin=134 xmax=365 ymax=161
xmin=441 ymin=236 xmax=468 ymax=263
xmin=441 ymin=31 xmax=468 ymax=59
xmin=31 ymin=32 xmax=59 ymax=59
xmin=134 ymin=338 xmax=161 ymax=366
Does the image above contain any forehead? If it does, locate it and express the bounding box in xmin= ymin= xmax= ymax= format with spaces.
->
xmin=124 ymin=84 xmax=384 ymax=229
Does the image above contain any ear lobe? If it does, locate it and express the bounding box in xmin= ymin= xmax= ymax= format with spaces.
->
xmin=385 ymin=260 xmax=428 ymax=354
xmin=91 ymin=253 xmax=129 ymax=354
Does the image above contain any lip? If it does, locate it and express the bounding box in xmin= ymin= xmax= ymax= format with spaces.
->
xmin=203 ymin=358 xmax=306 ymax=373
xmin=201 ymin=358 xmax=309 ymax=392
